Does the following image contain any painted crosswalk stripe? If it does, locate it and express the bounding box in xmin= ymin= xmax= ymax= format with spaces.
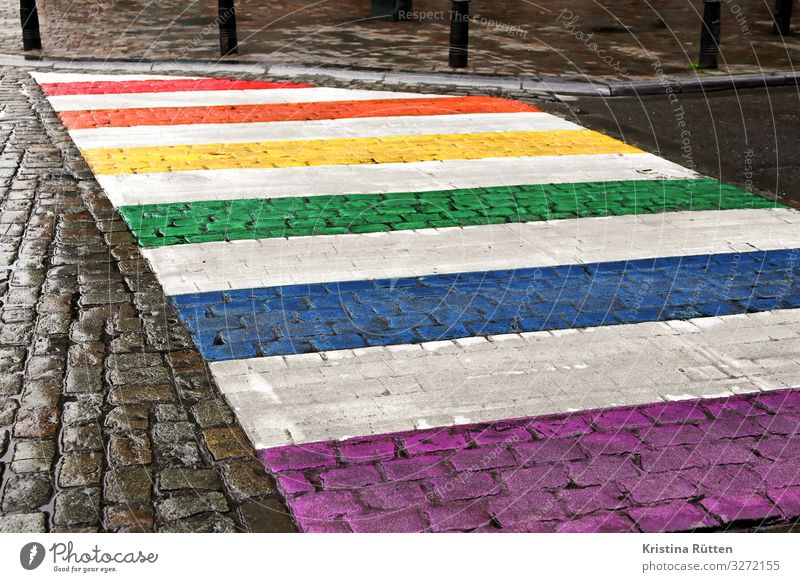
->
xmin=120 ymin=179 xmax=779 ymax=248
xmin=262 ymin=387 xmax=800 ymax=532
xmin=172 ymin=248 xmax=800 ymax=361
xmin=38 ymin=78 xmax=314 ymax=96
xmin=68 ymin=112 xmax=581 ymax=149
xmin=209 ymin=309 xmax=800 ymax=448
xmin=144 ymin=208 xmax=799 ymax=294
xmin=96 ymin=154 xmax=699 ymax=207
xmin=57 ymin=96 xmax=539 ymax=130
xmin=46 ymin=87 xmax=452 ymax=112
xmin=81 ymin=129 xmax=642 ymax=175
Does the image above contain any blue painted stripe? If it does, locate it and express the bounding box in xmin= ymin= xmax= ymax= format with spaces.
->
xmin=173 ymin=248 xmax=800 ymax=361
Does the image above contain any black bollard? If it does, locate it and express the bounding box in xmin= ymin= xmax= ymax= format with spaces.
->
xmin=371 ymin=0 xmax=413 ymax=22
xmin=449 ymin=0 xmax=470 ymax=68
xmin=773 ymin=0 xmax=794 ymax=35
xmin=698 ymin=0 xmax=721 ymax=69
xmin=20 ymin=0 xmax=41 ymax=51
xmin=219 ymin=0 xmax=238 ymax=56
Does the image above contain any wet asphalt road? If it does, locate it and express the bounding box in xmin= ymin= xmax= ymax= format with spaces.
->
xmin=543 ymin=85 xmax=800 ymax=209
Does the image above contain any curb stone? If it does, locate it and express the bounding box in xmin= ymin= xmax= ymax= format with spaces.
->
xmin=3 ymin=53 xmax=798 ymax=97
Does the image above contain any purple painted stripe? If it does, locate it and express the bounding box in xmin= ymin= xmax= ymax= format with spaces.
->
xmin=259 ymin=389 xmax=800 ymax=532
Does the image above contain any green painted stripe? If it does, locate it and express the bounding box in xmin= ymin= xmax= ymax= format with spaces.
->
xmin=119 ymin=179 xmax=781 ymax=248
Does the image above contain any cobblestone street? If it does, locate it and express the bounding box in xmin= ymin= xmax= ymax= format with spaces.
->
xmin=0 ymin=68 xmax=295 ymax=532
xmin=1 ymin=66 xmax=796 ymax=533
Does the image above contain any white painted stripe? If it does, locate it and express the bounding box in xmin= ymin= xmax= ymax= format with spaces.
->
xmin=98 ymin=153 xmax=698 ymax=206
xmin=29 ymin=72 xmax=207 ymax=84
xmin=209 ymin=309 xmax=800 ymax=448
xmin=47 ymin=87 xmax=448 ymax=111
xmin=69 ymin=112 xmax=583 ymax=149
xmin=142 ymin=208 xmax=799 ymax=295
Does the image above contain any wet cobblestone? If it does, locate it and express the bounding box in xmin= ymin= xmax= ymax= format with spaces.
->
xmin=2 ymin=1 xmax=800 ymax=80
xmin=3 ymin=57 xmax=796 ymax=534
xmin=0 ymin=67 xmax=296 ymax=532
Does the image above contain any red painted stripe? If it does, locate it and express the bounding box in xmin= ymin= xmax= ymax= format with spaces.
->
xmin=40 ymin=78 xmax=314 ymax=96
xmin=58 ymin=96 xmax=540 ymax=130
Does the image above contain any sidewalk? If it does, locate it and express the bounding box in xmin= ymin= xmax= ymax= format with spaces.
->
xmin=2 ymin=0 xmax=800 ymax=80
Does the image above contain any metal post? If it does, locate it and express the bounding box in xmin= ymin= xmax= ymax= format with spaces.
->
xmin=371 ymin=1 xmax=413 ymax=22
xmin=773 ymin=0 xmax=794 ymax=35
xmin=698 ymin=0 xmax=721 ymax=69
xmin=20 ymin=0 xmax=42 ymax=51
xmin=449 ymin=0 xmax=470 ymax=68
xmin=218 ymin=0 xmax=238 ymax=56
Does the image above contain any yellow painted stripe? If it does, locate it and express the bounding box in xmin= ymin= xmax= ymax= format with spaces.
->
xmin=81 ymin=130 xmax=642 ymax=175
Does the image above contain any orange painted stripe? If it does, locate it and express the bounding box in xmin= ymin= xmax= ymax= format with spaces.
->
xmin=40 ymin=79 xmax=313 ymax=96
xmin=58 ymin=96 xmax=540 ymax=130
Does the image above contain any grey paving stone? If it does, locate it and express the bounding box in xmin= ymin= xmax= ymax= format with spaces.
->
xmin=154 ymin=403 xmax=188 ymax=422
xmin=1 ymin=474 xmax=53 ymax=512
xmin=11 ymin=458 xmax=52 ymax=474
xmin=105 ymin=405 xmax=149 ymax=431
xmin=157 ymin=492 xmax=229 ymax=521
xmin=108 ymin=433 xmax=152 ymax=466
xmin=0 ymin=398 xmax=19 ymax=426
xmin=191 ymin=399 xmax=235 ymax=428
xmin=58 ymin=453 xmax=104 ymax=488
xmin=62 ymin=397 xmax=103 ymax=425
xmin=153 ymin=421 xmax=196 ymax=444
xmin=61 ymin=423 xmax=103 ymax=452
xmin=105 ymin=466 xmax=153 ymax=504
xmin=53 ymin=487 xmax=101 ymax=526
xmin=159 ymin=468 xmax=222 ymax=492
xmin=0 ymin=372 xmax=23 ymax=395
xmin=158 ymin=513 xmax=239 ymax=533
xmin=108 ymin=352 xmax=164 ymax=371
xmin=0 ymin=512 xmax=47 ymax=533
xmin=65 ymin=365 xmax=103 ymax=394
xmin=13 ymin=439 xmax=56 ymax=461
xmin=108 ymin=365 xmax=171 ymax=386
xmin=67 ymin=341 xmax=104 ymax=366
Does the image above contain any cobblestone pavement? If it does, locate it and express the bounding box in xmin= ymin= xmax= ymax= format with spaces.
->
xmin=0 ymin=68 xmax=296 ymax=533
xmin=25 ymin=70 xmax=800 ymax=532
xmin=2 ymin=1 xmax=800 ymax=79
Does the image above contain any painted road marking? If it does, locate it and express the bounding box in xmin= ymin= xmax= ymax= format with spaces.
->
xmin=68 ymin=112 xmax=581 ymax=149
xmin=210 ymin=309 xmax=800 ymax=448
xmin=38 ymin=78 xmax=314 ymax=96
xmin=143 ymin=208 xmax=800 ymax=294
xmin=262 ymin=387 xmax=800 ymax=532
xmin=81 ymin=130 xmax=642 ymax=174
xmin=95 ymin=154 xmax=699 ymax=206
xmin=57 ymin=96 xmax=538 ymax=130
xmin=173 ymin=248 xmax=800 ymax=360
xmin=35 ymin=71 xmax=800 ymax=532
xmin=46 ymin=87 xmax=451 ymax=111
xmin=119 ymin=178 xmax=780 ymax=248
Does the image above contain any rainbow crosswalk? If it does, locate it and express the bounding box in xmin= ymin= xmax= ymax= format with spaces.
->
xmin=34 ymin=71 xmax=800 ymax=532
